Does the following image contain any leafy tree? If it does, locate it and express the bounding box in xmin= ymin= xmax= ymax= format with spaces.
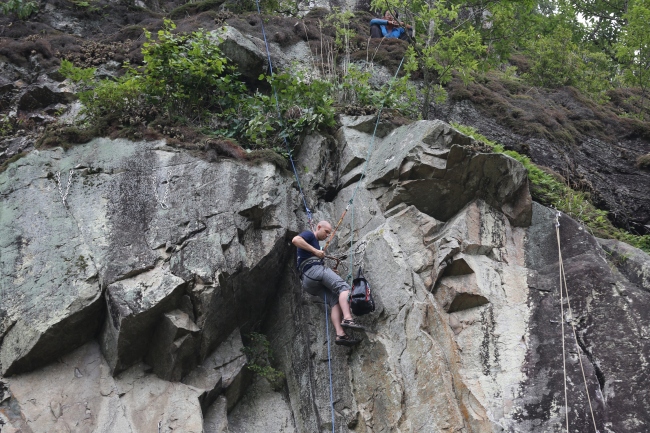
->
xmin=1 ymin=0 xmax=38 ymax=20
xmin=569 ymin=0 xmax=630 ymax=56
xmin=616 ymin=0 xmax=650 ymax=116
xmin=373 ymin=0 xmax=486 ymax=118
xmin=139 ymin=19 xmax=244 ymax=120
xmin=472 ymin=0 xmax=538 ymax=65
xmin=522 ymin=23 xmax=613 ymax=100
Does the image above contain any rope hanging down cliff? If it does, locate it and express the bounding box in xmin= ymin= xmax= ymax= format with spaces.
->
xmin=322 ymin=55 xmax=406 ymax=281
xmin=254 ymin=7 xmax=406 ymax=432
xmin=252 ymin=3 xmax=313 ymax=230
xmin=554 ymin=211 xmax=599 ymax=432
xmin=253 ymin=5 xmax=336 ymax=431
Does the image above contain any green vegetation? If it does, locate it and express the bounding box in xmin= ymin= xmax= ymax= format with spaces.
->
xmin=241 ymin=332 xmax=285 ymax=390
xmin=615 ymin=1 xmax=650 ymax=118
xmin=60 ymin=18 xmax=415 ymax=151
xmin=51 ymin=7 xmax=649 ymax=246
xmin=373 ymin=0 xmax=485 ymax=118
xmin=1 ymin=0 xmax=38 ymax=20
xmin=68 ymin=0 xmax=100 ymax=11
xmin=453 ymin=123 xmax=650 ymax=253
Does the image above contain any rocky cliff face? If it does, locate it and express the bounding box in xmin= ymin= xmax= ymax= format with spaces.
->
xmin=1 ymin=3 xmax=649 ymax=431
xmin=1 ymin=116 xmax=648 ymax=432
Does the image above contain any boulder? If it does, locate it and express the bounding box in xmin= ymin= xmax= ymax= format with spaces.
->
xmin=145 ymin=309 xmax=200 ymax=382
xmin=363 ymin=120 xmax=532 ymax=227
xmin=17 ymin=85 xmax=58 ymax=110
xmin=211 ymin=26 xmax=268 ymax=82
xmin=17 ymin=77 xmax=76 ymax=111
xmin=100 ymin=266 xmax=186 ymax=374
xmin=183 ymin=328 xmax=248 ymax=411
xmin=2 ymin=341 xmax=203 ymax=433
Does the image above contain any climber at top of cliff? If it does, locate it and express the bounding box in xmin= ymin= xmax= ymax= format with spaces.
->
xmin=292 ymin=221 xmax=363 ymax=346
xmin=369 ymin=10 xmax=412 ymax=40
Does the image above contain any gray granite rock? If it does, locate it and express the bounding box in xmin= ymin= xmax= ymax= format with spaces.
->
xmin=2 ymin=341 xmax=203 ymax=433
xmin=598 ymin=237 xmax=650 ymax=292
xmin=145 ymin=309 xmax=200 ymax=382
xmin=228 ymin=377 xmax=296 ymax=433
xmin=1 ymin=137 xmax=298 ymax=378
xmin=183 ymin=328 xmax=248 ymax=411
xmin=0 ymin=116 xmax=648 ymax=433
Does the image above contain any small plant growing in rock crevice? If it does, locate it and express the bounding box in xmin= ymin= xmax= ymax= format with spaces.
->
xmin=241 ymin=332 xmax=285 ymax=391
xmin=637 ymin=153 xmax=650 ymax=170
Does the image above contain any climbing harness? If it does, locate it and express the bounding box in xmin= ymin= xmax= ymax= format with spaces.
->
xmin=55 ymin=169 xmax=74 ymax=207
xmin=554 ymin=211 xmax=599 ymax=432
xmin=253 ymin=0 xmax=313 ymax=230
xmin=152 ymin=168 xmax=174 ymax=209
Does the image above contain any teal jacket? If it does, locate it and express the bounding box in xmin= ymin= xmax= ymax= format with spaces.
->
xmin=370 ymin=19 xmax=406 ymax=39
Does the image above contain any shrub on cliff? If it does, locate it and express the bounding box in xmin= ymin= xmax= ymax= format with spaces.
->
xmin=453 ymin=123 xmax=650 ymax=253
xmin=0 ymin=0 xmax=38 ymax=20
xmin=59 ymin=19 xmax=336 ymax=150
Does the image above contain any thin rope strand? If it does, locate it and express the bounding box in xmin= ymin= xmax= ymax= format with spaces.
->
xmin=253 ymin=1 xmax=312 ymax=227
xmin=348 ymin=56 xmax=406 ymax=275
xmin=555 ymin=215 xmax=570 ymax=432
xmin=324 ymin=293 xmax=336 ymax=433
xmin=558 ymin=234 xmax=599 ymax=431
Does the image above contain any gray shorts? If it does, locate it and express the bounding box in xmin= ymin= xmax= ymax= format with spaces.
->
xmin=301 ymin=264 xmax=351 ymax=308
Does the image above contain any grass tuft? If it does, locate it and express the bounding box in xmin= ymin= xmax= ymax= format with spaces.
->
xmin=453 ymin=122 xmax=650 ymax=253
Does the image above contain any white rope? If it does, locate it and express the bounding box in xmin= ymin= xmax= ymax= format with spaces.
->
xmin=555 ymin=211 xmax=599 ymax=432
xmin=555 ymin=212 xmax=570 ymax=431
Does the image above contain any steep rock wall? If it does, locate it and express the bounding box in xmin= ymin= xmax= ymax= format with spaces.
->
xmin=0 ymin=118 xmax=648 ymax=433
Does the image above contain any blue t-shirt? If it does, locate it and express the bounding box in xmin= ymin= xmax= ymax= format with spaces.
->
xmin=296 ymin=230 xmax=321 ymax=268
xmin=370 ymin=18 xmax=406 ymax=39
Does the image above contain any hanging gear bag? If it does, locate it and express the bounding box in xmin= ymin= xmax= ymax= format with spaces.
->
xmin=349 ymin=268 xmax=375 ymax=316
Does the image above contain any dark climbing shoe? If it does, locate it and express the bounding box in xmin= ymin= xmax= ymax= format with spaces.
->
xmin=335 ymin=334 xmax=361 ymax=346
xmin=341 ymin=319 xmax=365 ymax=330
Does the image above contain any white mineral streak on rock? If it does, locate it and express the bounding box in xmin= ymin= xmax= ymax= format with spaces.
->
xmin=439 ymin=201 xmax=530 ymax=431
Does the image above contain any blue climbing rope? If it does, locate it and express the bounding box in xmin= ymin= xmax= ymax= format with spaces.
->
xmin=252 ymin=5 xmax=333 ymax=430
xmin=253 ymin=0 xmax=313 ymax=228
xmin=324 ymin=293 xmax=336 ymax=433
xmin=346 ymin=56 xmax=406 ymax=280
xmin=253 ymin=4 xmax=408 ymax=430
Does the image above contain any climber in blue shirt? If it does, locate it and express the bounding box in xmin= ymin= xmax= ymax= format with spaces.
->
xmin=370 ymin=10 xmax=411 ymax=40
xmin=293 ymin=221 xmax=362 ymax=346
